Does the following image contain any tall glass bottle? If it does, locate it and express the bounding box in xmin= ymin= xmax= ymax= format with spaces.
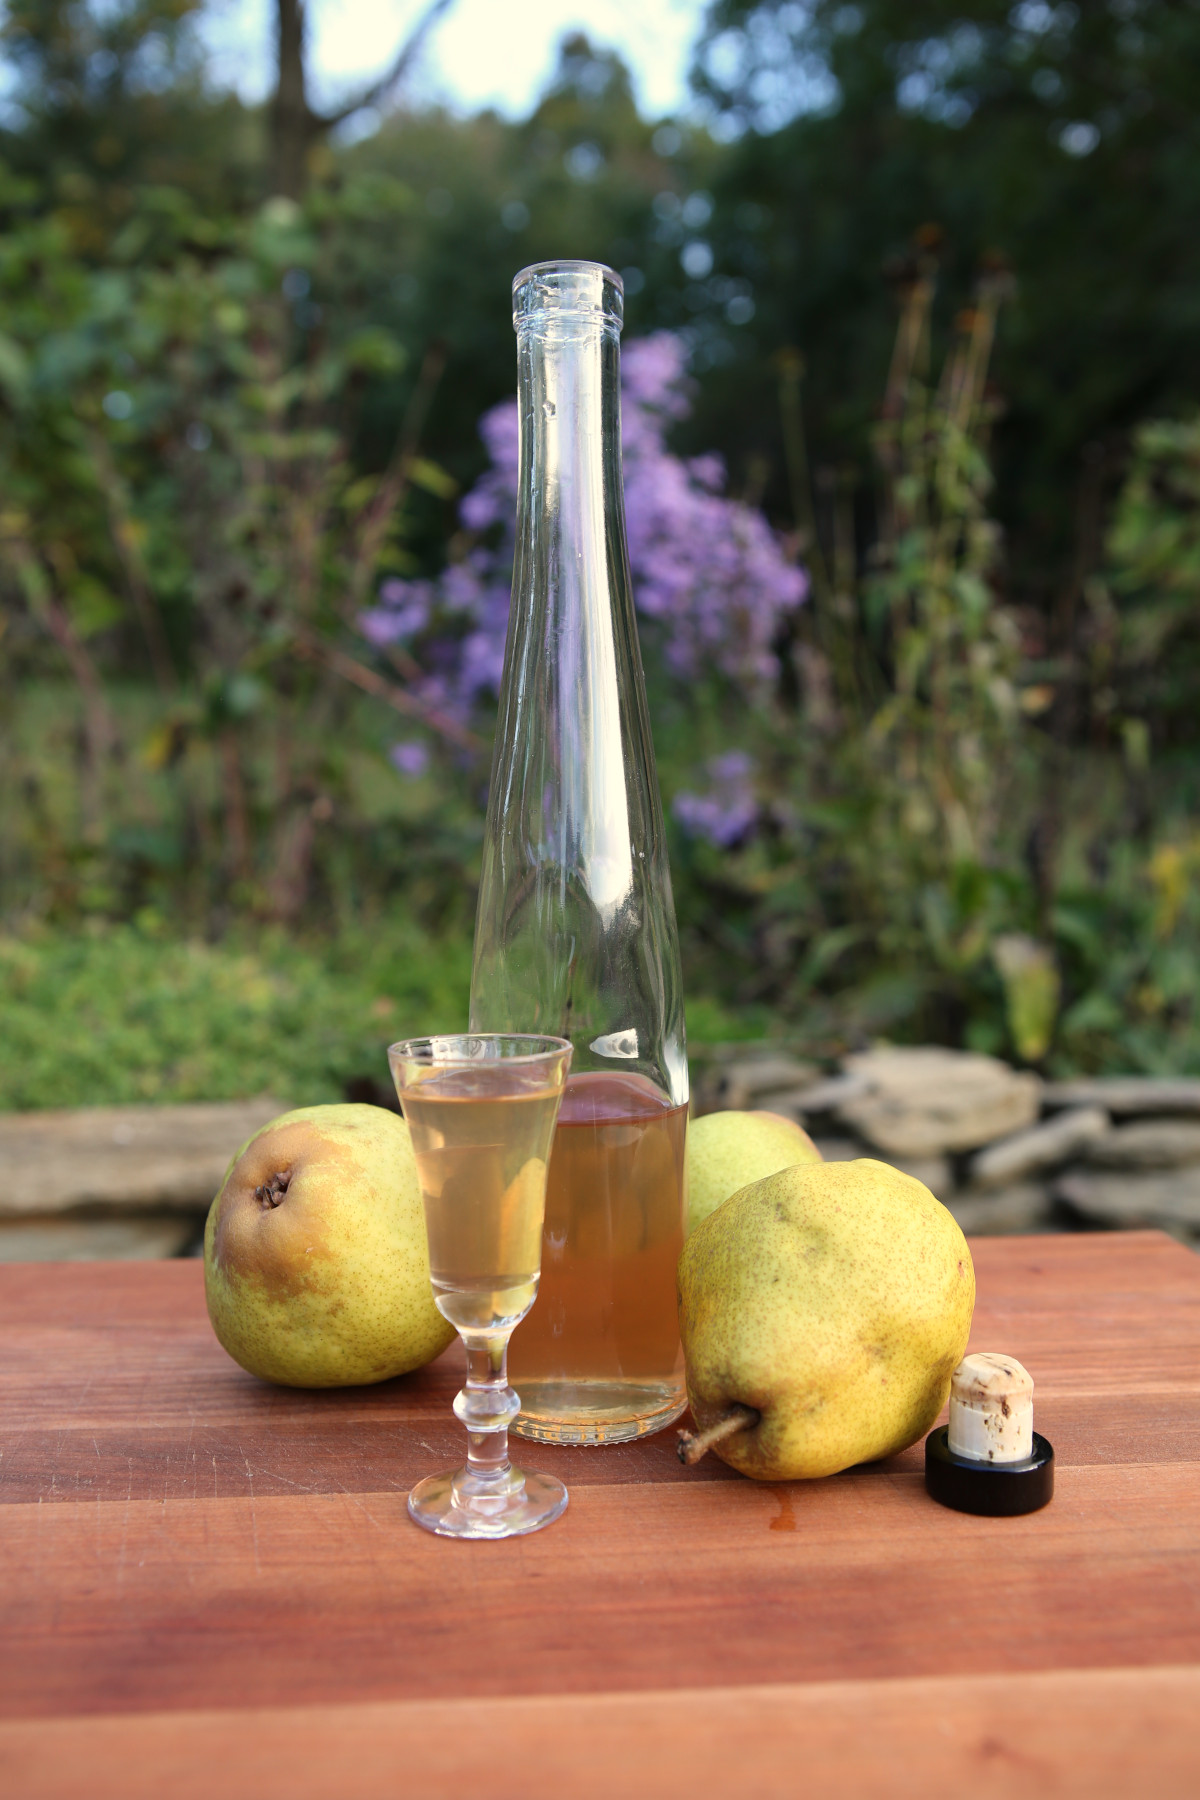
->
xmin=469 ymin=261 xmax=689 ymax=1445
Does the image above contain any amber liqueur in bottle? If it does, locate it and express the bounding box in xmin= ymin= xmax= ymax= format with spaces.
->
xmin=469 ymin=262 xmax=689 ymax=1443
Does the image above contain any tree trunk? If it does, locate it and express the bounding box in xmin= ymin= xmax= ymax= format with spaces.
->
xmin=270 ymin=0 xmax=456 ymax=199
xmin=272 ymin=0 xmax=314 ymax=200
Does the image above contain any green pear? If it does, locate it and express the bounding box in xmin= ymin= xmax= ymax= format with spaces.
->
xmin=678 ymin=1159 xmax=975 ymax=1479
xmin=686 ymin=1109 xmax=822 ymax=1238
xmin=205 ymin=1103 xmax=454 ymax=1387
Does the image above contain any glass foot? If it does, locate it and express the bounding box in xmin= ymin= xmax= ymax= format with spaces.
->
xmin=407 ymin=1466 xmax=568 ymax=1539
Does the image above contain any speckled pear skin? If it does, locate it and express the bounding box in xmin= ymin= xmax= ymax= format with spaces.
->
xmin=685 ymin=1110 xmax=823 ymax=1239
xmin=204 ymin=1104 xmax=454 ymax=1387
xmin=678 ymin=1159 xmax=975 ymax=1480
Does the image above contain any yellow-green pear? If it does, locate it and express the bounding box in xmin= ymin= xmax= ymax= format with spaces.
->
xmin=686 ymin=1109 xmax=822 ymax=1237
xmin=205 ymin=1104 xmax=454 ymax=1387
xmin=678 ymin=1159 xmax=975 ymax=1479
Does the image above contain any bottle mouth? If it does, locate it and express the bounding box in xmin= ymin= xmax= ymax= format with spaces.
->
xmin=512 ymin=261 xmax=624 ymax=335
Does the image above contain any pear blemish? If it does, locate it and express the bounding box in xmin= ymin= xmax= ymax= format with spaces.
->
xmin=254 ymin=1171 xmax=291 ymax=1209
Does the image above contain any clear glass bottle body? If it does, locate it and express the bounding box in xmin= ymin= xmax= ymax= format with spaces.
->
xmin=469 ymin=262 xmax=689 ymax=1444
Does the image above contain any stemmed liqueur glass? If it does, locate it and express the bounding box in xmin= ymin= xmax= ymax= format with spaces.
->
xmin=388 ymin=1033 xmax=573 ymax=1539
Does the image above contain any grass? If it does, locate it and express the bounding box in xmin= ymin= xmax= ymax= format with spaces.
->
xmin=0 ymin=921 xmax=473 ymax=1111
xmin=0 ymin=921 xmax=768 ymax=1112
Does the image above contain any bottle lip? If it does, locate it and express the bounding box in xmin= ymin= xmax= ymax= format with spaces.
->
xmin=512 ymin=260 xmax=624 ymax=334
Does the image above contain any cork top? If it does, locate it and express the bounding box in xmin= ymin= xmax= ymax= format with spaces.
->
xmin=951 ymin=1352 xmax=1035 ymax=1412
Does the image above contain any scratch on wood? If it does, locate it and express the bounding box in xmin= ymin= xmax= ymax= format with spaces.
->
xmin=244 ymin=1458 xmax=262 ymax=1575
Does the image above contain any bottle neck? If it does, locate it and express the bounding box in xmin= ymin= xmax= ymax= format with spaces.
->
xmin=514 ymin=316 xmax=623 ymax=598
xmin=512 ymin=318 xmax=634 ymax=917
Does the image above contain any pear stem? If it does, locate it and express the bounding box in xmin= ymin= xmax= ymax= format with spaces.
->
xmin=676 ymin=1404 xmax=760 ymax=1467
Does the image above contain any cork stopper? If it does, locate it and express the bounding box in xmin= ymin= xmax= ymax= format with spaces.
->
xmin=948 ymin=1352 xmax=1035 ymax=1464
xmin=926 ymin=1351 xmax=1053 ymax=1517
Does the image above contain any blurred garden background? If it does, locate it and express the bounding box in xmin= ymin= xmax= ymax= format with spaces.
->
xmin=3 ymin=0 xmax=1200 ymax=1112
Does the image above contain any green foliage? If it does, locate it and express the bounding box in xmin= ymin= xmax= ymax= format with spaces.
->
xmin=1 ymin=13 xmax=1198 ymax=1091
xmin=1 ymin=0 xmax=260 ymax=228
xmin=691 ymin=0 xmax=1200 ymax=603
xmin=992 ymin=934 xmax=1060 ymax=1066
xmin=333 ymin=40 xmax=729 ymax=491
xmin=1105 ymin=413 xmax=1200 ymax=734
xmin=0 ymin=165 xmax=493 ymax=927
xmin=859 ymin=262 xmax=1018 ymax=873
xmin=0 ymin=676 xmax=485 ymax=934
xmin=672 ymin=260 xmax=1200 ymax=1072
xmin=0 ymin=920 xmax=769 ymax=1110
xmin=0 ymin=920 xmax=472 ymax=1110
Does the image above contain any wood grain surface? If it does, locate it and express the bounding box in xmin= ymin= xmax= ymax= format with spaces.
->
xmin=1 ymin=1231 xmax=1198 ymax=1797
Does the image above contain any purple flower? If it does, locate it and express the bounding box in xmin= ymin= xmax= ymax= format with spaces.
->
xmin=622 ymin=333 xmax=691 ymax=419
xmin=389 ymin=740 xmax=430 ymax=777
xmin=358 ymin=579 xmax=432 ymax=646
xmin=478 ymin=399 xmax=521 ymax=483
xmin=687 ymin=454 xmax=725 ymax=493
xmin=460 ymin=485 xmax=502 ymax=532
xmin=357 ymin=331 xmax=807 ymax=723
xmin=674 ymin=751 xmax=758 ymax=848
xmin=674 ymin=751 xmax=759 ymax=849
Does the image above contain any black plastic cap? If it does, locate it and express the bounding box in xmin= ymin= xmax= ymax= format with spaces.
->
xmin=924 ymin=1425 xmax=1054 ymax=1517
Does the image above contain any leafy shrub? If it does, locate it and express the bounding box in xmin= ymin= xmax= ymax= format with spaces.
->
xmin=0 ymin=921 xmax=472 ymax=1110
xmin=0 ymin=170 xmax=478 ymax=927
xmin=667 ymin=265 xmax=1200 ymax=1071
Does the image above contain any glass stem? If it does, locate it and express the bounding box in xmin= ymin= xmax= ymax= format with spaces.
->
xmin=456 ymin=1334 xmax=519 ymax=1487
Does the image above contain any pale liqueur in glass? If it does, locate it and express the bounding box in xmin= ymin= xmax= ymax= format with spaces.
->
xmin=390 ymin=1033 xmax=572 ymax=1539
xmin=402 ymin=1071 xmax=561 ymax=1335
xmin=470 ymin=262 xmax=689 ymax=1444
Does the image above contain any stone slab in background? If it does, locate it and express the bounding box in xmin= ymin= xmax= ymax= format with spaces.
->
xmin=789 ymin=1073 xmax=872 ymax=1117
xmin=969 ymin=1106 xmax=1109 ymax=1190
xmin=0 ymin=1216 xmax=198 ymax=1262
xmin=706 ymin=1056 xmax=820 ymax=1113
xmin=946 ymin=1184 xmax=1052 ymax=1236
xmin=1057 ymin=1167 xmax=1200 ymax=1234
xmin=1085 ymin=1120 xmax=1200 ymax=1170
xmin=751 ymin=1087 xmax=826 ymax=1120
xmin=1044 ymin=1078 xmax=1200 ymax=1117
xmin=838 ymin=1048 xmax=1041 ymax=1157
xmin=0 ymin=1098 xmax=287 ymax=1217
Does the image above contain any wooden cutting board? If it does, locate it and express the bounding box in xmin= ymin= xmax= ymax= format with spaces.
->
xmin=1 ymin=1231 xmax=1198 ymax=1797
